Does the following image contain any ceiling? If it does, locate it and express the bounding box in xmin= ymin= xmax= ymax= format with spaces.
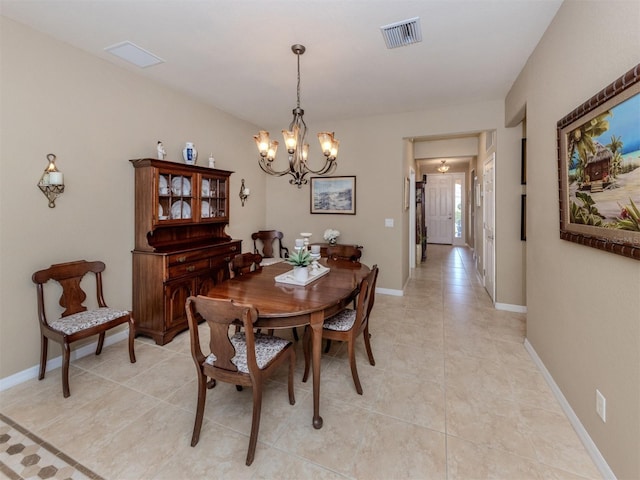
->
xmin=1 ymin=0 xmax=561 ymax=171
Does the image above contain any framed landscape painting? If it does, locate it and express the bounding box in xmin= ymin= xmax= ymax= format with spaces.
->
xmin=310 ymin=176 xmax=356 ymax=214
xmin=557 ymin=63 xmax=640 ymax=260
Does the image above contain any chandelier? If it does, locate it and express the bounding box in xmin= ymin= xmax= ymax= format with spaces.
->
xmin=437 ymin=160 xmax=450 ymax=173
xmin=254 ymin=44 xmax=339 ymax=188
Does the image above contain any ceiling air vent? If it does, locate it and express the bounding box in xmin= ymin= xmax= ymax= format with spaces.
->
xmin=380 ymin=17 xmax=422 ymax=49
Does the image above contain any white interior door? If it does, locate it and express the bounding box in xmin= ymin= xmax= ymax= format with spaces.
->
xmin=483 ymin=154 xmax=496 ymax=301
xmin=426 ymin=174 xmax=453 ymax=244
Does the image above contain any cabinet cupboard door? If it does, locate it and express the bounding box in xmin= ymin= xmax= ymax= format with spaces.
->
xmin=197 ymin=257 xmax=232 ymax=295
xmin=165 ymin=279 xmax=195 ymax=329
xmin=199 ymin=174 xmax=228 ymax=221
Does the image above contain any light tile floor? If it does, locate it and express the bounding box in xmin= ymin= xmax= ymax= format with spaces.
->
xmin=0 ymin=245 xmax=603 ymax=479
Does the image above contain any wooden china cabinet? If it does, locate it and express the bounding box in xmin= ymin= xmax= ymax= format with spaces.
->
xmin=130 ymin=158 xmax=241 ymax=345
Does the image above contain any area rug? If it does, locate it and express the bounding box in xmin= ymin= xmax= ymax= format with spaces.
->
xmin=0 ymin=413 xmax=103 ymax=480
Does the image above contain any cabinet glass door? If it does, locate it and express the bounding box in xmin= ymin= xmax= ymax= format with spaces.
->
xmin=157 ymin=171 xmax=194 ymax=222
xmin=199 ymin=175 xmax=227 ymax=221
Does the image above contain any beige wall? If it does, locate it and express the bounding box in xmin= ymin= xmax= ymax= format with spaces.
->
xmin=506 ymin=1 xmax=640 ymax=478
xmin=414 ymin=136 xmax=478 ymax=160
xmin=0 ymin=17 xmax=263 ymax=378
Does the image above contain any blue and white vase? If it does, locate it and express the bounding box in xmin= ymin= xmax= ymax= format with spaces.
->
xmin=183 ymin=142 xmax=197 ymax=165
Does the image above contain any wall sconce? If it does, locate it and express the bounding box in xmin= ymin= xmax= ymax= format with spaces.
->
xmin=38 ymin=153 xmax=65 ymax=208
xmin=239 ymin=178 xmax=250 ymax=207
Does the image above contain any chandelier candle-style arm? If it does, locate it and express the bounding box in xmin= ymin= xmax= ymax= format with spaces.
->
xmin=254 ymin=44 xmax=339 ymax=188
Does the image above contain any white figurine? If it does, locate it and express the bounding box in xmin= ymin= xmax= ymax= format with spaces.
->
xmin=208 ymin=153 xmax=215 ymax=168
xmin=157 ymin=141 xmax=166 ymax=160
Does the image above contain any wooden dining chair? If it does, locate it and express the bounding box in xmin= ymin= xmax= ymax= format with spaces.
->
xmin=251 ymin=230 xmax=289 ymax=259
xmin=31 ymin=260 xmax=136 ymax=398
xmin=185 ymin=295 xmax=296 ymax=466
xmin=302 ymin=265 xmax=379 ymax=395
xmin=230 ymin=252 xmax=263 ymax=277
xmin=326 ymin=244 xmax=362 ymax=263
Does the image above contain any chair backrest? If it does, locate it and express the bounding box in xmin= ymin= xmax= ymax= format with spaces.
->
xmin=185 ymin=295 xmax=259 ymax=374
xmin=365 ymin=264 xmax=379 ymax=319
xmin=352 ymin=265 xmax=378 ymax=332
xmin=251 ymin=230 xmax=289 ymax=258
xmin=32 ymin=260 xmax=107 ymax=318
xmin=230 ymin=252 xmax=263 ymax=277
xmin=326 ymin=244 xmax=362 ymax=263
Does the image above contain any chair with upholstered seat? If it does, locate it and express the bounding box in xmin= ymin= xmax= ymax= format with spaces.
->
xmin=326 ymin=244 xmax=362 ymax=263
xmin=186 ymin=295 xmax=296 ymax=466
xmin=303 ymin=265 xmax=378 ymax=395
xmin=251 ymin=230 xmax=289 ymax=260
xmin=32 ymin=260 xmax=136 ymax=398
xmin=230 ymin=252 xmax=263 ymax=277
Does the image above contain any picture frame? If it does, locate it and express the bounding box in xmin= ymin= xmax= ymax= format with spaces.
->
xmin=557 ymin=63 xmax=640 ymax=260
xmin=521 ymin=138 xmax=527 ymax=185
xmin=310 ymin=176 xmax=356 ymax=214
xmin=521 ymin=194 xmax=526 ymax=241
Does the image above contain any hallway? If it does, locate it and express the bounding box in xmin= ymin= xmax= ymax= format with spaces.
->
xmin=0 ymin=245 xmax=602 ymax=479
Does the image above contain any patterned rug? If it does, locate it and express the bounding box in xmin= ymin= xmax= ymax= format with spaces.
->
xmin=0 ymin=413 xmax=103 ymax=480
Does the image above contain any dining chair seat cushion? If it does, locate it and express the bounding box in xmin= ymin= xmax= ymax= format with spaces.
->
xmin=48 ymin=307 xmax=130 ymax=335
xmin=205 ymin=332 xmax=291 ymax=373
xmin=323 ymin=308 xmax=356 ymax=331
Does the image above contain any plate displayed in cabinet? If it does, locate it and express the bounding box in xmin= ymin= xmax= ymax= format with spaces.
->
xmin=171 ymin=176 xmax=191 ymax=196
xmin=159 ymin=175 xmax=169 ymax=195
xmin=201 ymin=201 xmax=210 ymax=218
xmin=158 ymin=204 xmax=169 ymax=220
xmin=201 ymin=179 xmax=210 ymax=197
xmin=171 ymin=200 xmax=191 ymax=219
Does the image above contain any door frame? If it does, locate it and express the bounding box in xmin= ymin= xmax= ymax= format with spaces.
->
xmin=483 ymin=153 xmax=496 ymax=302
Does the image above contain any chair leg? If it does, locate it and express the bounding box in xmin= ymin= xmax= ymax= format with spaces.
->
xmin=302 ymin=327 xmax=311 ymax=383
xmin=191 ymin=370 xmax=207 ymax=447
xmin=363 ymin=324 xmax=375 ymax=366
xmin=288 ymin=350 xmax=296 ymax=405
xmin=61 ymin=342 xmax=71 ymax=398
xmin=246 ymin=383 xmax=263 ymax=466
xmin=38 ymin=335 xmax=48 ymax=380
xmin=347 ymin=340 xmax=363 ymax=395
xmin=292 ymin=327 xmax=299 ymax=341
xmin=96 ymin=332 xmax=105 ymax=355
xmin=324 ymin=339 xmax=332 ymax=353
xmin=128 ymin=318 xmax=137 ymax=363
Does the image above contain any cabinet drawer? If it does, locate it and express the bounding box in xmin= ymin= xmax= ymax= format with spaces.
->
xmin=168 ymin=259 xmax=210 ymax=278
xmin=167 ymin=243 xmax=239 ymax=266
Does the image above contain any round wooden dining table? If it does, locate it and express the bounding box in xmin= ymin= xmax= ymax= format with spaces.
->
xmin=206 ymin=258 xmax=370 ymax=429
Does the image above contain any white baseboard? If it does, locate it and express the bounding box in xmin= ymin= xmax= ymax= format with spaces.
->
xmin=524 ymin=339 xmax=616 ymax=480
xmin=495 ymin=302 xmax=527 ymax=313
xmin=376 ymin=287 xmax=403 ymax=297
xmin=0 ymin=330 xmax=130 ymax=392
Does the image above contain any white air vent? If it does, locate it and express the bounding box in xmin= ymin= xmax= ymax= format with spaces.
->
xmin=105 ymin=41 xmax=164 ymax=68
xmin=380 ymin=17 xmax=422 ymax=49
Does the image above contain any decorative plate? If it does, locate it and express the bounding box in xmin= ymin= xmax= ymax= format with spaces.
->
xmin=201 ymin=179 xmax=210 ymax=197
xmin=159 ymin=175 xmax=169 ymax=195
xmin=201 ymin=201 xmax=210 ymax=218
xmin=171 ymin=200 xmax=191 ymax=219
xmin=171 ymin=176 xmax=191 ymax=196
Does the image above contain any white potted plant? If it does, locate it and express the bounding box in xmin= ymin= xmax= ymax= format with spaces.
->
xmin=287 ymin=249 xmax=312 ymax=282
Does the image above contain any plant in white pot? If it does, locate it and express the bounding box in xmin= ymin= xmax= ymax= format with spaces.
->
xmin=287 ymin=249 xmax=312 ymax=282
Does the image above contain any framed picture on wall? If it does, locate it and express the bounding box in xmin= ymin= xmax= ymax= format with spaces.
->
xmin=521 ymin=138 xmax=527 ymax=185
xmin=310 ymin=176 xmax=356 ymax=214
xmin=557 ymin=63 xmax=640 ymax=260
